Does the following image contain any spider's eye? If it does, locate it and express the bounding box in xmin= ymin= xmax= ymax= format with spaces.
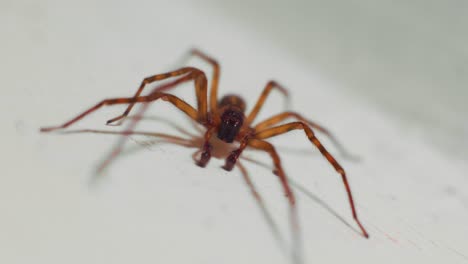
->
xmin=217 ymin=109 xmax=244 ymax=143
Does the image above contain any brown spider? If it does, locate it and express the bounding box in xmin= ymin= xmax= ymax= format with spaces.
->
xmin=40 ymin=49 xmax=369 ymax=238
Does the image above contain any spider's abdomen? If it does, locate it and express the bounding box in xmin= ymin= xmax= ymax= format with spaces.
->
xmin=218 ymin=94 xmax=246 ymax=113
xmin=217 ymin=108 xmax=244 ymax=143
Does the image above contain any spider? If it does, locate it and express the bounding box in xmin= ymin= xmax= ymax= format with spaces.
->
xmin=40 ymin=49 xmax=369 ymax=239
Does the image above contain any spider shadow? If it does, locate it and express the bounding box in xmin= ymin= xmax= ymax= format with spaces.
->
xmin=241 ymin=156 xmax=362 ymax=237
xmin=59 ymin=121 xmax=292 ymax=260
xmin=61 ymin=114 xmax=361 ymax=262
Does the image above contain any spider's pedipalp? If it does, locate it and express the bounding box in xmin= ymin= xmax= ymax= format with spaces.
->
xmin=196 ymin=126 xmax=216 ymax=167
xmin=222 ymin=136 xmax=250 ymax=171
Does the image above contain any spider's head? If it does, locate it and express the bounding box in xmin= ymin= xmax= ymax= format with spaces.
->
xmin=217 ymin=108 xmax=244 ymax=143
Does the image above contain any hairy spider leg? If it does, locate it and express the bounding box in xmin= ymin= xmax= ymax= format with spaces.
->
xmin=184 ymin=49 xmax=223 ymax=167
xmin=245 ymin=81 xmax=290 ymax=126
xmin=248 ymin=139 xmax=303 ymax=263
xmin=88 ymin=73 xmax=209 ymax=173
xmin=116 ymin=67 xmax=215 ymax=167
xmin=254 ymin=122 xmax=369 ymax=238
xmin=236 ymin=161 xmax=288 ymax=257
xmin=189 ymin=49 xmax=221 ymax=114
xmin=62 ymin=129 xmax=195 ymax=147
xmin=224 ymin=109 xmax=357 ymax=172
xmin=40 ymin=93 xmax=199 ymax=133
xmin=106 ymin=67 xmax=208 ymax=125
xmin=254 ymin=111 xmax=357 ymax=160
xmin=40 ymin=68 xmax=208 ymax=133
xmin=248 ymin=139 xmax=295 ymax=205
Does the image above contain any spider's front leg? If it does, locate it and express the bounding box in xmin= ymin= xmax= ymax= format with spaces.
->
xmin=106 ymin=67 xmax=207 ymax=125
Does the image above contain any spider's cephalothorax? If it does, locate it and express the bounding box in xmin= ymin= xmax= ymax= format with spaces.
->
xmin=216 ymin=94 xmax=246 ymax=143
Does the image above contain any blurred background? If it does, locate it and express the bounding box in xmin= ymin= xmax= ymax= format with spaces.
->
xmin=4 ymin=0 xmax=467 ymax=157
xmin=2 ymin=0 xmax=467 ymax=263
xmin=205 ymin=0 xmax=468 ymax=158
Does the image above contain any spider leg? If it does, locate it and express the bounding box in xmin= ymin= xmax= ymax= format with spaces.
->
xmin=41 ymin=68 xmax=208 ymax=132
xmin=245 ymin=81 xmax=289 ymax=126
xmin=236 ymin=161 xmax=288 ymax=254
xmin=40 ymin=93 xmax=198 ymax=132
xmin=248 ymin=139 xmax=295 ymax=205
xmin=61 ymin=129 xmax=194 ymax=146
xmin=92 ymin=71 xmax=209 ymax=173
xmin=106 ymin=67 xmax=208 ymax=125
xmin=254 ymin=122 xmax=369 ymax=238
xmin=247 ymin=139 xmax=303 ymax=262
xmin=254 ymin=111 xmax=358 ymax=160
xmin=188 ymin=49 xmax=221 ymax=114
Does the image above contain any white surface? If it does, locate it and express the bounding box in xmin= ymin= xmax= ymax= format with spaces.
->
xmin=2 ymin=1 xmax=468 ymax=263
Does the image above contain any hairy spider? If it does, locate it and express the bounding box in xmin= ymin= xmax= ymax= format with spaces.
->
xmin=40 ymin=49 xmax=369 ymax=238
